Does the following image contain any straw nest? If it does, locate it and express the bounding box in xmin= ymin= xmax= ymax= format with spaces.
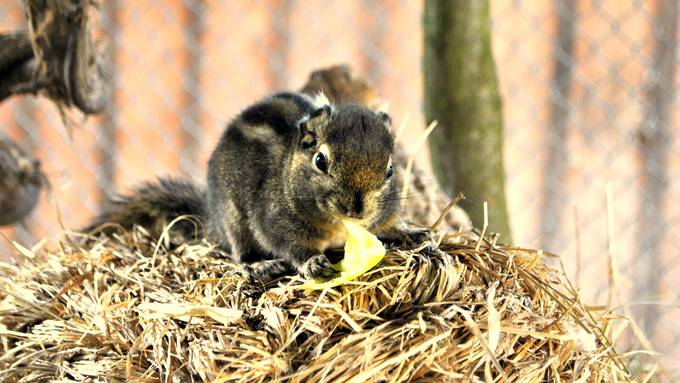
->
xmin=0 ymin=222 xmax=635 ymax=382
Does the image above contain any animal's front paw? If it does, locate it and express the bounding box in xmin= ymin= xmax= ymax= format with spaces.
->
xmin=403 ymin=228 xmax=434 ymax=247
xmin=379 ymin=227 xmax=434 ymax=249
xmin=301 ymin=254 xmax=338 ymax=280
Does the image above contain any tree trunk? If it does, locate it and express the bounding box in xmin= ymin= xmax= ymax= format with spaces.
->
xmin=424 ymin=0 xmax=511 ymax=241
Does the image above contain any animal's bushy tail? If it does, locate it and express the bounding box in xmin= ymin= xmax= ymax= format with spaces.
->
xmin=86 ymin=178 xmax=206 ymax=239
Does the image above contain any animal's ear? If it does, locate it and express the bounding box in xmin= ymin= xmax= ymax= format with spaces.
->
xmin=299 ymin=103 xmax=333 ymax=149
xmin=299 ymin=105 xmax=332 ymax=149
xmin=309 ymin=104 xmax=332 ymax=126
xmin=298 ymin=119 xmax=316 ymax=149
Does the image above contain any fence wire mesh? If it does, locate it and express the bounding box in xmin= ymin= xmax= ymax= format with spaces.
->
xmin=1 ymin=0 xmax=678 ymax=376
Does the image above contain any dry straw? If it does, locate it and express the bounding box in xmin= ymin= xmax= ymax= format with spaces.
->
xmin=0 ymin=210 xmax=657 ymax=382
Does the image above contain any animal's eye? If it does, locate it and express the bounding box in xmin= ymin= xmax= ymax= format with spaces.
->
xmin=313 ymin=152 xmax=328 ymax=173
xmin=386 ymin=163 xmax=394 ymax=179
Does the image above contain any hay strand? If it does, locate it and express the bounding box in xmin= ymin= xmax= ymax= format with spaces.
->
xmin=0 ymin=220 xmax=644 ymax=382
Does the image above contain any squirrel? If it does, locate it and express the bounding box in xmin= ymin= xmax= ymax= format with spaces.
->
xmin=88 ymin=91 xmax=428 ymax=282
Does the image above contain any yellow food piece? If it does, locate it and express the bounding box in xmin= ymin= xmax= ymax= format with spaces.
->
xmin=300 ymin=220 xmax=386 ymax=290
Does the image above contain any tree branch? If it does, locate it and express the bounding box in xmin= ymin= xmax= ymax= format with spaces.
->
xmin=0 ymin=1 xmax=110 ymax=114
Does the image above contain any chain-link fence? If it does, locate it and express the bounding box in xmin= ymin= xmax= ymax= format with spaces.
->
xmin=1 ymin=0 xmax=678 ymax=376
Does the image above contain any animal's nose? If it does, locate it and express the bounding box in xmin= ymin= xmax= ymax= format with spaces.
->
xmin=342 ymin=191 xmax=364 ymax=219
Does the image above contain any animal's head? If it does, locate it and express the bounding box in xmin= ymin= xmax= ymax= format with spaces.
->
xmin=287 ymin=94 xmax=399 ymax=228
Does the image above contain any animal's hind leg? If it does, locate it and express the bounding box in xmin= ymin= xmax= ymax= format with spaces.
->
xmin=210 ymin=199 xmax=265 ymax=263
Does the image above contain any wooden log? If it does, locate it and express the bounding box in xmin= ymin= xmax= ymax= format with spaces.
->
xmin=0 ymin=1 xmax=110 ymax=114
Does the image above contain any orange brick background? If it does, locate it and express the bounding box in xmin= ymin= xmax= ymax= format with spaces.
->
xmin=1 ymin=1 xmax=678 ymax=375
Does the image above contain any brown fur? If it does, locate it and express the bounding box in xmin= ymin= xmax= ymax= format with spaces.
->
xmin=206 ymin=92 xmax=422 ymax=281
xmin=88 ymin=90 xmax=461 ymax=284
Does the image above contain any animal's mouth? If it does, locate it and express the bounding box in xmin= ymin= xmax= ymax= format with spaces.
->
xmin=331 ymin=214 xmax=373 ymax=229
xmin=322 ymin=199 xmax=373 ymax=228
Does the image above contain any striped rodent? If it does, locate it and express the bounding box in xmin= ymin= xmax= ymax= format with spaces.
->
xmin=88 ymin=92 xmax=429 ymax=282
